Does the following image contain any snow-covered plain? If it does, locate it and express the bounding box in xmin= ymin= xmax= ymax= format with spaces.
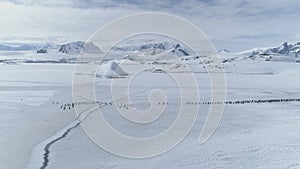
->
xmin=1 ymin=48 xmax=300 ymax=169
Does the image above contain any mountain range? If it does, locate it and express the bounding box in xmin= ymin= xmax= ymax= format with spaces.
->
xmin=239 ymin=41 xmax=300 ymax=58
xmin=0 ymin=41 xmax=101 ymax=54
xmin=1 ymin=40 xmax=300 ymax=62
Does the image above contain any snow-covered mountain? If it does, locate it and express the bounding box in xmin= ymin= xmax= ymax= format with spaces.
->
xmin=0 ymin=39 xmax=190 ymax=58
xmin=58 ymin=41 xmax=102 ymax=54
xmin=0 ymin=44 xmax=39 ymax=51
xmin=0 ymin=43 xmax=60 ymax=52
xmin=240 ymin=41 xmax=300 ymax=58
xmin=216 ymin=41 xmax=300 ymax=63
xmin=2 ymin=39 xmax=300 ymax=64
xmin=137 ymin=42 xmax=190 ymax=57
xmin=0 ymin=41 xmax=102 ymax=55
xmin=217 ymin=49 xmax=230 ymax=53
xmin=110 ymin=40 xmax=193 ymax=61
xmin=114 ymin=41 xmax=191 ymax=57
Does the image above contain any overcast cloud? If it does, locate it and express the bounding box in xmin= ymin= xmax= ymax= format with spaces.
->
xmin=1 ymin=0 xmax=300 ymax=51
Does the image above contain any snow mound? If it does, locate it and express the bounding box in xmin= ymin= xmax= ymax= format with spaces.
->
xmin=96 ymin=61 xmax=128 ymax=79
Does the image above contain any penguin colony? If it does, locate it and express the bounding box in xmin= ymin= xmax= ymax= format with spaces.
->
xmin=54 ymin=98 xmax=300 ymax=111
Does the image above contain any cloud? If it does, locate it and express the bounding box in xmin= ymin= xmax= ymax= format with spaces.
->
xmin=0 ymin=0 xmax=300 ymax=50
xmin=0 ymin=1 xmax=141 ymax=42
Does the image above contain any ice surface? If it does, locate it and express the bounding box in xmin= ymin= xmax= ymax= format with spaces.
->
xmin=1 ymin=54 xmax=300 ymax=169
xmin=46 ymin=60 xmax=300 ymax=169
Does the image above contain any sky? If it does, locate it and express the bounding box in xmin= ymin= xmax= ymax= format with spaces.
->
xmin=1 ymin=0 xmax=300 ymax=51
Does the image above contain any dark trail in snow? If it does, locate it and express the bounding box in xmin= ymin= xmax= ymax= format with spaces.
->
xmin=39 ymin=100 xmax=115 ymax=169
xmin=39 ymin=122 xmax=80 ymax=169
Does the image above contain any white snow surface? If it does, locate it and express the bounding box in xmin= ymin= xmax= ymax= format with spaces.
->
xmin=1 ymin=52 xmax=300 ymax=169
